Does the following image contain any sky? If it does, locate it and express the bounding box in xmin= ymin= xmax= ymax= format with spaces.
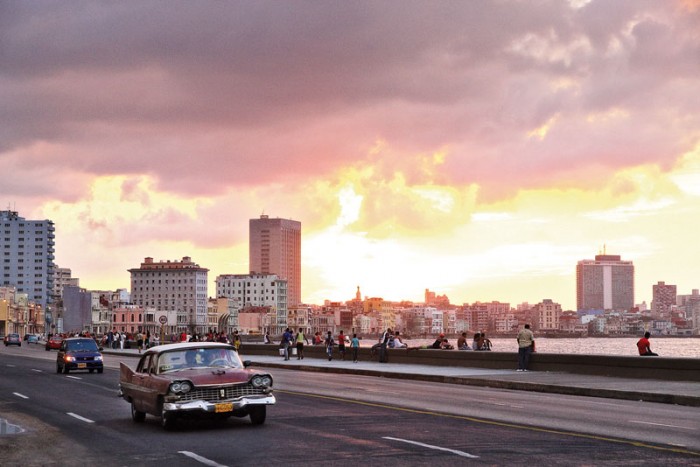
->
xmin=2 ymin=0 xmax=700 ymax=310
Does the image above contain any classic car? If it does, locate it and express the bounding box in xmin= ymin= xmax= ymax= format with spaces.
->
xmin=56 ymin=337 xmax=104 ymax=374
xmin=119 ymin=342 xmax=275 ymax=430
xmin=45 ymin=335 xmax=64 ymax=351
xmin=4 ymin=333 xmax=21 ymax=347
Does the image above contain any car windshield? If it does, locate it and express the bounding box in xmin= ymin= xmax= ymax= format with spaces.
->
xmin=157 ymin=348 xmax=243 ymax=374
xmin=66 ymin=339 xmax=99 ymax=352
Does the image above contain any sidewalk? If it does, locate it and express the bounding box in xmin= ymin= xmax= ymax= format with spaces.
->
xmin=103 ymin=348 xmax=700 ymax=407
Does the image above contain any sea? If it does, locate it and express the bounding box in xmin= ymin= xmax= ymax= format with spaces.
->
xmin=367 ymin=336 xmax=700 ymax=358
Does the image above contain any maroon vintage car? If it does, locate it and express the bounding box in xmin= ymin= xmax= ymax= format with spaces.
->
xmin=119 ymin=342 xmax=275 ymax=429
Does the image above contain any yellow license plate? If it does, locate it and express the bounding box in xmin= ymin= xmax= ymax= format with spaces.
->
xmin=77 ymin=363 xmax=87 ymax=368
xmin=215 ymin=403 xmax=233 ymax=413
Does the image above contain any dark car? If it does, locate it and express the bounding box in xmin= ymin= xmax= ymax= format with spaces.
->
xmin=56 ymin=338 xmax=104 ymax=374
xmin=45 ymin=335 xmax=64 ymax=351
xmin=4 ymin=333 xmax=21 ymax=347
xmin=119 ymin=342 xmax=275 ymax=430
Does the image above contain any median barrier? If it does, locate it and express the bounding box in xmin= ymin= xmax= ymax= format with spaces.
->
xmin=240 ymin=343 xmax=700 ymax=382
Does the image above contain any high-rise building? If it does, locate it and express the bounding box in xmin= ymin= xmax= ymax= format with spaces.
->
xmin=576 ymin=254 xmax=634 ymax=312
xmin=0 ymin=210 xmax=55 ymax=311
xmin=249 ymin=215 xmax=301 ymax=306
xmin=128 ymin=256 xmax=209 ymax=333
xmin=651 ymin=281 xmax=677 ymax=317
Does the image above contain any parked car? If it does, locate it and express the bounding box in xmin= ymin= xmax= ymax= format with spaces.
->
xmin=4 ymin=333 xmax=21 ymax=347
xmin=56 ymin=337 xmax=104 ymax=374
xmin=119 ymin=342 xmax=275 ymax=430
xmin=27 ymin=334 xmax=39 ymax=344
xmin=45 ymin=335 xmax=64 ymax=351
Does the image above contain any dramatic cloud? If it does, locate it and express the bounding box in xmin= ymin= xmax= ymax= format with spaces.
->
xmin=1 ymin=1 xmax=699 ymax=308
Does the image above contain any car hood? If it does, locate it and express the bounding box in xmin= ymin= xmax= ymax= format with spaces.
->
xmin=160 ymin=367 xmax=259 ymax=385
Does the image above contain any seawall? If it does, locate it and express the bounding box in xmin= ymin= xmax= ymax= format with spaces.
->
xmin=241 ymin=343 xmax=700 ymax=382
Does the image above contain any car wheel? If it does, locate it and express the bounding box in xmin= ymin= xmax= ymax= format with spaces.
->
xmin=161 ymin=412 xmax=176 ymax=430
xmin=97 ymin=368 xmax=103 ymax=374
xmin=249 ymin=406 xmax=266 ymax=425
xmin=63 ymin=365 xmax=69 ymax=374
xmin=131 ymin=403 xmax=146 ymax=422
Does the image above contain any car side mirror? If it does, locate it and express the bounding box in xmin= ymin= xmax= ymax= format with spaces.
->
xmin=243 ymin=360 xmax=251 ymax=368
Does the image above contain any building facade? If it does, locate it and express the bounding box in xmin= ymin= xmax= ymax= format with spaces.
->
xmin=576 ymin=254 xmax=634 ymax=312
xmin=0 ymin=210 xmax=55 ymax=314
xmin=129 ymin=257 xmax=209 ymax=334
xmin=215 ymin=273 xmax=288 ymax=334
xmin=651 ymin=281 xmax=677 ymax=317
xmin=249 ymin=215 xmax=301 ymax=307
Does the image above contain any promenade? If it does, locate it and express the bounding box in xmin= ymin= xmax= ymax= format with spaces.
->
xmin=104 ymin=346 xmax=700 ymax=407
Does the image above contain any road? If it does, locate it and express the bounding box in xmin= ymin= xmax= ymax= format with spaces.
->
xmin=0 ymin=344 xmax=698 ymax=466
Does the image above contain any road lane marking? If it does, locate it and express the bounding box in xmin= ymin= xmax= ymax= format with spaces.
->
xmin=13 ymin=393 xmax=29 ymax=399
xmin=179 ymin=451 xmax=228 ymax=467
xmin=6 ymin=364 xmax=15 ymax=367
xmin=66 ymin=376 xmax=82 ymax=380
xmin=31 ymin=369 xmax=42 ymax=373
xmin=67 ymin=413 xmax=94 ymax=424
xmin=279 ymin=390 xmax=700 ymax=457
xmin=629 ymin=420 xmax=696 ymax=430
xmin=383 ymin=436 xmax=479 ymax=458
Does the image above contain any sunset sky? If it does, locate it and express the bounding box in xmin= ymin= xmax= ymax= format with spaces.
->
xmin=2 ymin=1 xmax=700 ymax=310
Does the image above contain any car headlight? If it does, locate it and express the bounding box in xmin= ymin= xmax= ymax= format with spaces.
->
xmin=169 ymin=381 xmax=192 ymax=394
xmin=95 ymin=355 xmax=103 ymax=361
xmin=64 ymin=356 xmax=75 ymax=362
xmin=251 ymin=375 xmax=272 ymax=388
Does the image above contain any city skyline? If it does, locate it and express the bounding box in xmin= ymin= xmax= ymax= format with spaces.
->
xmin=2 ymin=1 xmax=700 ymax=310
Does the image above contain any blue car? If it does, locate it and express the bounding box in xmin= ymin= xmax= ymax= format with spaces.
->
xmin=4 ymin=333 xmax=21 ymax=347
xmin=57 ymin=338 xmax=104 ymax=374
xmin=27 ymin=334 xmax=39 ymax=344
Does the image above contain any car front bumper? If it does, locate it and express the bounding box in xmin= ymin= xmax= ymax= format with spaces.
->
xmin=163 ymin=394 xmax=276 ymax=416
xmin=65 ymin=361 xmax=103 ymax=370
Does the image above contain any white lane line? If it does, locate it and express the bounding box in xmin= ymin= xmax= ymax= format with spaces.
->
xmin=178 ymin=451 xmax=228 ymax=467
xmin=6 ymin=364 xmax=16 ymax=367
xmin=383 ymin=436 xmax=479 ymax=459
xmin=66 ymin=375 xmax=82 ymax=380
xmin=31 ymin=369 xmax=42 ymax=373
xmin=13 ymin=392 xmax=29 ymax=399
xmin=67 ymin=413 xmax=94 ymax=424
xmin=628 ymin=420 xmax=695 ymax=430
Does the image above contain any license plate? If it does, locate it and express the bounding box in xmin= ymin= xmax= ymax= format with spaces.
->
xmin=77 ymin=363 xmax=87 ymax=368
xmin=215 ymin=403 xmax=233 ymax=413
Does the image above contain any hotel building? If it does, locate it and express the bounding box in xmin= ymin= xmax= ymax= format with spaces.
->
xmin=576 ymin=254 xmax=634 ymax=312
xmin=249 ymin=215 xmax=301 ymax=307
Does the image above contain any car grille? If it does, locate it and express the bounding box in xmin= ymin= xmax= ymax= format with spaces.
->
xmin=178 ymin=383 xmax=266 ymax=402
xmin=74 ymin=356 xmax=98 ymax=362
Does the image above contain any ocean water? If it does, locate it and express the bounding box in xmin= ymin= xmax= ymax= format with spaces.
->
xmin=363 ymin=336 xmax=700 ymax=358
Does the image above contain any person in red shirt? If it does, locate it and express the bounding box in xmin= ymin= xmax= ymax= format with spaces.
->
xmin=637 ymin=332 xmax=658 ymax=356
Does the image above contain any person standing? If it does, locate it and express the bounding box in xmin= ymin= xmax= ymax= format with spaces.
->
xmin=295 ymin=328 xmax=309 ymax=360
xmin=338 ymin=330 xmax=347 ymax=360
xmin=282 ymin=328 xmax=293 ymax=360
xmin=379 ymin=328 xmax=392 ymax=363
xmin=324 ymin=331 xmax=335 ymax=361
xmin=516 ymin=324 xmax=535 ymax=371
xmin=637 ymin=332 xmax=658 ymax=356
xmin=351 ymin=333 xmax=360 ymax=363
xmin=136 ymin=331 xmax=144 ymax=354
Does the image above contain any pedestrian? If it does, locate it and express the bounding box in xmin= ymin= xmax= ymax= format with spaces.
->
xmin=637 ymin=331 xmax=658 ymax=356
xmin=324 ymin=331 xmax=335 ymax=361
xmin=516 ymin=324 xmax=535 ymax=371
xmin=282 ymin=328 xmax=292 ymax=360
xmin=295 ymin=328 xmax=309 ymax=360
xmin=379 ymin=328 xmax=391 ymax=363
xmin=351 ymin=333 xmax=360 ymax=363
xmin=145 ymin=330 xmax=151 ymax=349
xmin=232 ymin=329 xmax=241 ymax=351
xmin=338 ymin=330 xmax=347 ymax=360
xmin=263 ymin=332 xmax=271 ymax=344
xmin=119 ymin=331 xmax=125 ymax=350
xmin=136 ymin=331 xmax=144 ymax=353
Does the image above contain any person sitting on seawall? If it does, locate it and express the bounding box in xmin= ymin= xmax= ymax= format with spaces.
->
xmin=637 ymin=331 xmax=658 ymax=356
xmin=440 ymin=338 xmax=454 ymax=350
xmin=457 ymin=332 xmax=471 ymax=350
xmin=472 ymin=332 xmax=481 ymax=351
xmin=478 ymin=332 xmax=492 ymax=351
xmin=391 ymin=331 xmax=407 ymax=349
xmin=406 ymin=333 xmax=445 ymax=351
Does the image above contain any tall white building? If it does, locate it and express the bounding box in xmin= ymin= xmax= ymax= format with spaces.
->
xmin=0 ymin=210 xmax=55 ymax=313
xmin=129 ymin=257 xmax=209 ymax=333
xmin=215 ymin=273 xmax=287 ymax=334
xmin=249 ymin=215 xmax=301 ymax=306
xmin=576 ymin=254 xmax=634 ymax=312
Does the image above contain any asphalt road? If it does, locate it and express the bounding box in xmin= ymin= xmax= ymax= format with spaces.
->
xmin=0 ymin=344 xmax=698 ymax=466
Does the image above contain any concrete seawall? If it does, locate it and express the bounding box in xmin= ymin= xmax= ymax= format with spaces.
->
xmin=241 ymin=343 xmax=700 ymax=382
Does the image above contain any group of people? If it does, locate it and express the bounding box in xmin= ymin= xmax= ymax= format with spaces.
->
xmin=455 ymin=332 xmax=493 ymax=351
